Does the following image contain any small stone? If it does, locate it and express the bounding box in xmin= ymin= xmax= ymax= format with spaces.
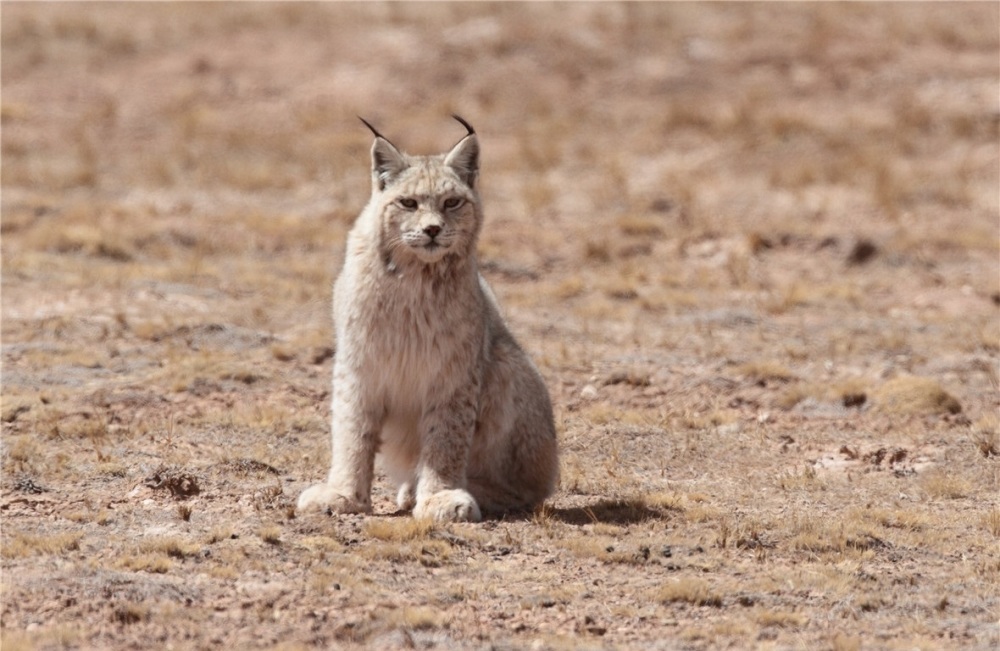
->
xmin=580 ymin=384 xmax=598 ymax=400
xmin=846 ymin=239 xmax=878 ymax=265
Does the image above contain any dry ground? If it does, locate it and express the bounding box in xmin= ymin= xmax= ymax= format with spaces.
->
xmin=2 ymin=3 xmax=999 ymax=650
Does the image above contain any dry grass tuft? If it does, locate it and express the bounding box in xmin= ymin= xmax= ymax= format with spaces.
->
xmin=258 ymin=525 xmax=283 ymax=545
xmin=139 ymin=536 xmax=201 ymax=559
xmin=617 ymin=216 xmax=664 ymax=238
xmin=982 ymin=508 xmax=1000 ymax=538
xmin=301 ymin=535 xmax=344 ymax=553
xmin=736 ymin=360 xmax=797 ymax=385
xmin=2 ymin=399 xmax=33 ymax=424
xmin=364 ymin=517 xmax=436 ymax=542
xmin=359 ymin=539 xmax=452 ymax=566
xmin=116 ymin=553 xmax=173 ymax=574
xmin=554 ymin=535 xmax=657 ymax=565
xmin=756 ymin=609 xmax=807 ymax=629
xmin=778 ymin=378 xmax=873 ymax=411
xmin=111 ymin=602 xmax=150 ymax=625
xmin=2 ymin=531 xmax=83 ymax=559
xmin=390 ymin=606 xmax=447 ymax=631
xmin=4 ymin=435 xmax=42 ymax=473
xmin=919 ymin=469 xmax=972 ymax=500
xmin=206 ymin=526 xmax=235 ymax=544
xmin=971 ymin=414 xmax=999 ymax=457
xmin=716 ymin=515 xmax=771 ymax=550
xmin=861 ymin=507 xmax=929 ymax=532
xmin=787 ymin=515 xmax=886 ymax=555
xmin=177 ymin=503 xmax=193 ymax=522
xmin=871 ymin=376 xmax=962 ymax=415
xmin=655 ymin=578 xmax=724 ymax=608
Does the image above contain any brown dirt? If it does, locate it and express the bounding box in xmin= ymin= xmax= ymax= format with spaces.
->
xmin=2 ymin=3 xmax=998 ymax=650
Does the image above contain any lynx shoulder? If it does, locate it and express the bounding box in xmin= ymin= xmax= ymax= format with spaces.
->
xmin=297 ymin=116 xmax=558 ymax=522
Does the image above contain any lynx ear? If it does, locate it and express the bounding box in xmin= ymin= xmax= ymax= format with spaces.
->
xmin=360 ymin=117 xmax=407 ymax=191
xmin=444 ymin=115 xmax=479 ymax=188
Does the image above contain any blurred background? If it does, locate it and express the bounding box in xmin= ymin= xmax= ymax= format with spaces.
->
xmin=3 ymin=2 xmax=998 ymax=401
xmin=3 ymin=2 xmax=997 ymax=240
xmin=3 ymin=0 xmax=997 ymax=417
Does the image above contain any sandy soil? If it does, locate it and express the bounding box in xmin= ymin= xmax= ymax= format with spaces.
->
xmin=2 ymin=3 xmax=998 ymax=650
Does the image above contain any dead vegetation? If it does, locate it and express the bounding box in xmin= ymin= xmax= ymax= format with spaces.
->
xmin=871 ymin=375 xmax=963 ymax=416
xmin=2 ymin=3 xmax=998 ymax=650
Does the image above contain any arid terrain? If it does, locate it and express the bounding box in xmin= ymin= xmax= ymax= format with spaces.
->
xmin=2 ymin=3 xmax=998 ymax=650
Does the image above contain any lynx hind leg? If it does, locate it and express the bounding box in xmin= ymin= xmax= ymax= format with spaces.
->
xmin=297 ymin=483 xmax=371 ymax=514
xmin=467 ymin=445 xmax=558 ymax=516
xmin=469 ymin=418 xmax=559 ymax=515
xmin=469 ymin=384 xmax=560 ymax=515
xmin=467 ymin=477 xmax=546 ymax=517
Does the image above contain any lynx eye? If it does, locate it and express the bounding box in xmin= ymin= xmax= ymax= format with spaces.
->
xmin=443 ymin=197 xmax=464 ymax=210
xmin=398 ymin=198 xmax=418 ymax=210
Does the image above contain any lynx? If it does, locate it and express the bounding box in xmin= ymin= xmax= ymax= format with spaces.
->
xmin=297 ymin=116 xmax=559 ymax=522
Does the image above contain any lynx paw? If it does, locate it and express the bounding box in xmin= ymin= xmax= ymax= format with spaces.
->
xmin=414 ymin=489 xmax=482 ymax=523
xmin=396 ymin=482 xmax=416 ymax=512
xmin=297 ymin=484 xmax=371 ymax=514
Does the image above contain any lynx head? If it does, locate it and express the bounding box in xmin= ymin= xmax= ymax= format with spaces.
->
xmin=361 ymin=115 xmax=481 ymax=267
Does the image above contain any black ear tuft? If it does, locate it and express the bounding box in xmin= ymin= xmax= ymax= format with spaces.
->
xmin=359 ymin=116 xmax=387 ymax=140
xmin=452 ymin=114 xmax=475 ymax=136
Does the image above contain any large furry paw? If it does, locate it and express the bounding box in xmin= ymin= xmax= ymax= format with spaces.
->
xmin=413 ymin=489 xmax=482 ymax=523
xmin=297 ymin=484 xmax=371 ymax=514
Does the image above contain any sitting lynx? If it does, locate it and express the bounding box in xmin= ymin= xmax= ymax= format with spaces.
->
xmin=297 ymin=116 xmax=558 ymax=522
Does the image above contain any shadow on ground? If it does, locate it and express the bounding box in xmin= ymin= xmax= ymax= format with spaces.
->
xmin=490 ymin=498 xmax=681 ymax=526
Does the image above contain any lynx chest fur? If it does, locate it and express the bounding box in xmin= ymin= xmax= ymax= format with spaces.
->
xmin=298 ymin=116 xmax=558 ymax=522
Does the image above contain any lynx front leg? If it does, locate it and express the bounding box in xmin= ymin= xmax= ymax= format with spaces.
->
xmin=298 ymin=370 xmax=380 ymax=514
xmin=413 ymin=391 xmax=482 ymax=523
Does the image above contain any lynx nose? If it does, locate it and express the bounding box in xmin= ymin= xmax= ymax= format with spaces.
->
xmin=424 ymin=224 xmax=442 ymax=240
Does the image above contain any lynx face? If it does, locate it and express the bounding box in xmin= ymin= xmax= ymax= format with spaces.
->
xmin=365 ymin=117 xmax=482 ymax=267
xmin=379 ymin=168 xmax=479 ymax=264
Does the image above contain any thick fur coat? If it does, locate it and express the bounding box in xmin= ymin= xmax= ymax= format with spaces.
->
xmin=297 ymin=117 xmax=558 ymax=522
